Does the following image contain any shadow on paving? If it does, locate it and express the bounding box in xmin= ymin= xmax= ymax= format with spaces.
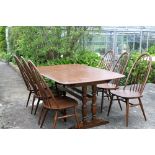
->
xmin=0 ymin=61 xmax=155 ymax=129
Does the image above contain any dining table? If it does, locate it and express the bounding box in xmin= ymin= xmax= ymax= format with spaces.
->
xmin=37 ymin=64 xmax=125 ymax=128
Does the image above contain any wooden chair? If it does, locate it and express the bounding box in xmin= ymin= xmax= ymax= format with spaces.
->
xmin=13 ymin=55 xmax=34 ymax=107
xmin=20 ymin=56 xmax=63 ymax=115
xmin=20 ymin=56 xmax=42 ymax=115
xmin=98 ymin=50 xmax=114 ymax=70
xmin=107 ymin=53 xmax=152 ymax=127
xmin=97 ymin=52 xmax=129 ymax=112
xmin=28 ymin=60 xmax=80 ymax=128
xmin=97 ymin=50 xmax=115 ymax=96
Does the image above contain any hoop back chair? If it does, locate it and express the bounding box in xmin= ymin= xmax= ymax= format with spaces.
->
xmin=97 ymin=50 xmax=115 ymax=95
xmin=28 ymin=60 xmax=80 ymax=128
xmin=97 ymin=52 xmax=129 ymax=112
xmin=108 ymin=53 xmax=152 ymax=126
xmin=20 ymin=56 xmax=43 ymax=114
xmin=111 ymin=52 xmax=129 ymax=86
xmin=14 ymin=55 xmax=34 ymax=107
xmin=99 ymin=50 xmax=114 ymax=70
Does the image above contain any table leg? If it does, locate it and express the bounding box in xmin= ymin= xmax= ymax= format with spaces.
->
xmin=92 ymin=85 xmax=97 ymax=120
xmin=82 ymin=85 xmax=88 ymax=124
xmin=79 ymin=84 xmax=109 ymax=128
xmin=70 ymin=84 xmax=109 ymax=129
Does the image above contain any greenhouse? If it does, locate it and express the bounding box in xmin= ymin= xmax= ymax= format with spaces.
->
xmin=86 ymin=26 xmax=155 ymax=54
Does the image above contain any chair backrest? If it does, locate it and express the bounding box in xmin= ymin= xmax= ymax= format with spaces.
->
xmin=13 ymin=55 xmax=31 ymax=91
xmin=112 ymin=52 xmax=130 ymax=86
xmin=99 ymin=50 xmax=114 ymax=70
xmin=113 ymin=52 xmax=129 ymax=73
xmin=28 ymin=60 xmax=57 ymax=108
xmin=124 ymin=53 xmax=152 ymax=94
xmin=20 ymin=56 xmax=39 ymax=95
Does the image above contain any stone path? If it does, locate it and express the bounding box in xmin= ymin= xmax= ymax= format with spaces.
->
xmin=0 ymin=61 xmax=155 ymax=129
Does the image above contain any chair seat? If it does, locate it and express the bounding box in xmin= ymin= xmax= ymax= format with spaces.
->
xmin=110 ymin=89 xmax=142 ymax=99
xmin=97 ymin=83 xmax=117 ymax=90
xmin=44 ymin=96 xmax=78 ymax=110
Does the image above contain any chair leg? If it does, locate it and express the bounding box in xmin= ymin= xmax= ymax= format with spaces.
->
xmin=26 ymin=91 xmax=32 ymax=107
xmin=107 ymin=94 xmax=114 ymax=116
xmin=31 ymin=95 xmax=36 ymax=114
xmin=117 ymin=96 xmax=122 ymax=111
xmin=125 ymin=99 xmax=129 ymax=127
xmin=96 ymin=88 xmax=99 ymax=96
xmin=74 ymin=107 xmax=80 ymax=128
xmin=107 ymin=90 xmax=110 ymax=101
xmin=63 ymin=109 xmax=67 ymax=122
xmin=100 ymin=89 xmax=104 ymax=113
xmin=138 ymin=98 xmax=147 ymax=121
xmin=38 ymin=106 xmax=44 ymax=125
xmin=63 ymin=85 xmax=66 ymax=96
xmin=34 ymin=98 xmax=40 ymax=115
xmin=53 ymin=111 xmax=58 ymax=129
xmin=40 ymin=108 xmax=48 ymax=128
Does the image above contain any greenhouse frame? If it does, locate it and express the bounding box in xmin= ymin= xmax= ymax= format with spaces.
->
xmin=86 ymin=26 xmax=155 ymax=55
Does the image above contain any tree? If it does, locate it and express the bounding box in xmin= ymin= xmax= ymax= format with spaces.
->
xmin=0 ymin=26 xmax=6 ymax=53
xmin=9 ymin=26 xmax=99 ymax=64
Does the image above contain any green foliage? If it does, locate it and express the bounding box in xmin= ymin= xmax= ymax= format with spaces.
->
xmin=148 ymin=61 xmax=155 ymax=83
xmin=120 ymin=51 xmax=155 ymax=85
xmin=124 ymin=52 xmax=141 ymax=76
xmin=8 ymin=26 xmax=101 ymax=66
xmin=44 ymin=50 xmax=101 ymax=67
xmin=0 ymin=26 xmax=7 ymax=53
xmin=75 ymin=50 xmax=101 ymax=67
xmin=9 ymin=26 xmax=97 ymax=65
xmin=0 ymin=51 xmax=6 ymax=60
xmin=3 ymin=52 xmax=13 ymax=62
xmin=148 ymin=44 xmax=155 ymax=55
xmin=0 ymin=51 xmax=13 ymax=62
xmin=5 ymin=26 xmax=101 ymax=87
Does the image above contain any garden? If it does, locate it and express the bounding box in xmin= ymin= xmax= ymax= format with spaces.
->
xmin=0 ymin=26 xmax=155 ymax=84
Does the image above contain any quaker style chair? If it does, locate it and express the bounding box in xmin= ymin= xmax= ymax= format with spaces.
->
xmin=107 ymin=53 xmax=152 ymax=127
xmin=97 ymin=52 xmax=129 ymax=112
xmin=97 ymin=50 xmax=115 ymax=96
xmin=14 ymin=55 xmax=34 ymax=107
xmin=98 ymin=50 xmax=115 ymax=70
xmin=20 ymin=56 xmax=63 ymax=115
xmin=28 ymin=60 xmax=80 ymax=128
xmin=20 ymin=56 xmax=42 ymax=115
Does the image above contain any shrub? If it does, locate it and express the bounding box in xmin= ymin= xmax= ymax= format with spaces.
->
xmin=0 ymin=51 xmax=12 ymax=61
xmin=43 ymin=50 xmax=101 ymax=67
xmin=9 ymin=26 xmax=100 ymax=65
xmin=148 ymin=45 xmax=155 ymax=56
xmin=148 ymin=61 xmax=155 ymax=83
xmin=75 ymin=50 xmax=101 ymax=67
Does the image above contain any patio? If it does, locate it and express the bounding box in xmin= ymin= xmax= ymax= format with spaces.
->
xmin=0 ymin=61 xmax=155 ymax=129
